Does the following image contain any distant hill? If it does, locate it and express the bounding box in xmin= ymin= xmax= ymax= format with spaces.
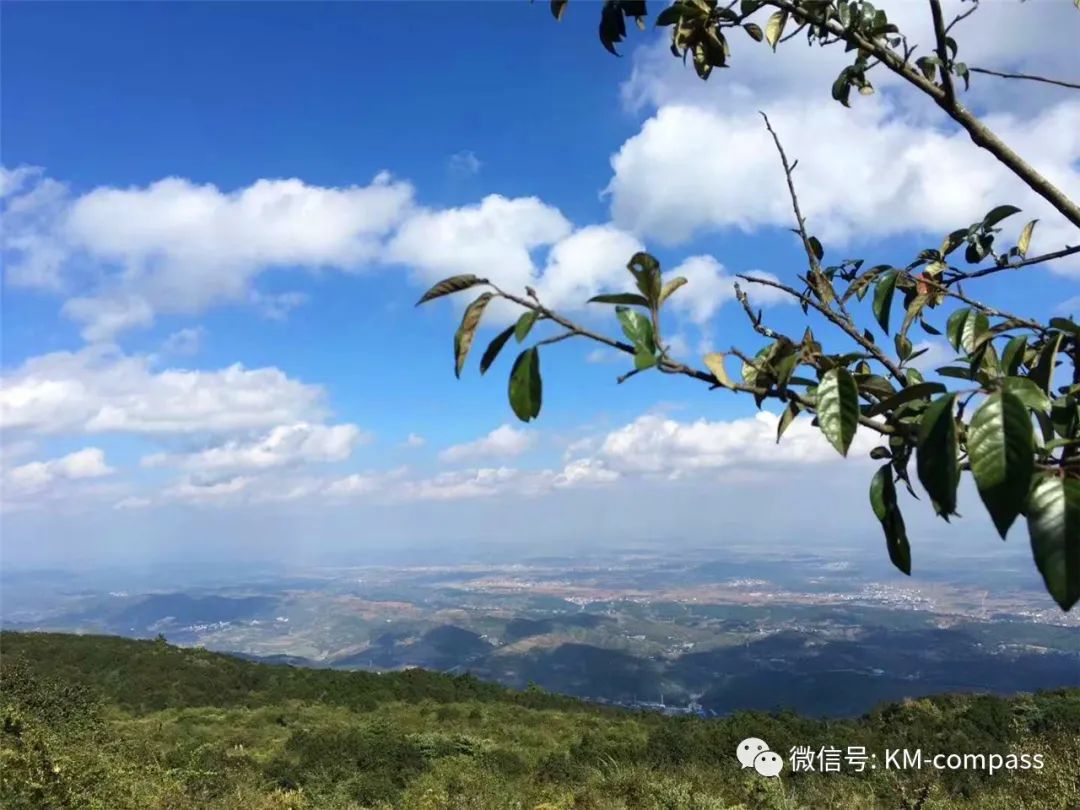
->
xmin=3 ymin=631 xmax=1079 ymax=809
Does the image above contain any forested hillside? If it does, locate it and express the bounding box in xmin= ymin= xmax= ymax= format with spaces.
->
xmin=2 ymin=632 xmax=1078 ymax=809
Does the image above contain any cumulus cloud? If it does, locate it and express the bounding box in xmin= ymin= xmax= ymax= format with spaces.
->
xmin=439 ymin=424 xmax=536 ymax=463
xmin=664 ymin=255 xmax=789 ymax=324
xmin=607 ymin=100 xmax=1080 ymax=261
xmin=3 ymin=447 xmax=120 ymax=510
xmin=5 ymin=447 xmax=114 ymax=495
xmin=0 ymin=345 xmax=325 ymax=435
xmin=2 ymin=170 xmax=415 ymax=338
xmin=142 ymin=422 xmax=367 ymax=475
xmin=386 ymin=193 xmax=572 ymax=296
xmin=609 ymin=0 xmax=1080 ymax=273
xmin=587 ymin=411 xmax=878 ymax=479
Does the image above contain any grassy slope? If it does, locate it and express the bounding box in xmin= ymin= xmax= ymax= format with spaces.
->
xmin=2 ymin=631 xmax=1078 ymax=809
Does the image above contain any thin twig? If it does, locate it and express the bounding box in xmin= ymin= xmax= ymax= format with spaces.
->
xmin=968 ymin=66 xmax=1080 ymax=92
xmin=737 ymin=273 xmax=908 ymax=382
xmin=918 ymin=276 xmax=1045 ymax=333
xmin=948 ymin=244 xmax=1080 ymax=284
xmin=944 ymin=0 xmax=980 ymax=34
xmin=491 ymin=284 xmax=900 ymax=437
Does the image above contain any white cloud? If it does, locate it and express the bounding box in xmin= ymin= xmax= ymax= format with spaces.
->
xmin=163 ymin=475 xmax=252 ymax=504
xmin=6 ymin=447 xmax=114 ymax=495
xmin=448 ymin=150 xmax=482 ymax=177
xmin=62 ymin=294 xmax=154 ymax=342
xmin=609 ymin=0 xmax=1080 ymax=274
xmin=533 ymin=224 xmax=644 ymax=309
xmin=403 ymin=433 xmax=426 ymax=448
xmin=439 ymin=424 xmax=536 ymax=463
xmin=3 ymin=448 xmax=117 ymax=509
xmin=0 ymin=345 xmax=325 ymax=435
xmin=552 ymin=458 xmax=620 ymax=488
xmin=2 ymin=171 xmax=414 ymax=337
xmin=664 ymin=255 xmax=789 ymax=325
xmin=249 ymin=290 xmax=309 ymax=321
xmin=608 ymin=100 xmax=1080 ymax=260
xmin=142 ymin=422 xmax=367 ymax=475
xmin=386 ymin=193 xmax=572 ymax=296
xmin=908 ymin=339 xmax=956 ymax=375
xmin=161 ymin=327 xmax=205 ymax=357
xmin=587 ymin=411 xmax=878 ymax=479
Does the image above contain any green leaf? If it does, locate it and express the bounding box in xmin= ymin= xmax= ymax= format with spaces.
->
xmin=599 ymin=0 xmax=628 ymax=55
xmin=1016 ymin=219 xmax=1037 ymax=258
xmin=655 ymin=4 xmax=687 ymax=27
xmin=764 ymin=10 xmax=787 ymax=50
xmin=742 ymin=22 xmax=764 ymax=41
xmin=872 ymin=270 xmax=898 ymax=334
xmin=946 ymin=307 xmax=970 ymax=352
xmin=968 ymin=391 xmax=1034 ymax=538
xmin=634 ymin=349 xmax=658 ymax=370
xmin=1051 ymin=395 xmax=1079 ymax=439
xmin=479 ymin=325 xmax=516 ymax=375
xmin=627 ymin=252 xmax=662 ymax=305
xmin=616 ymin=306 xmax=656 ymax=353
xmin=940 ymin=228 xmax=968 ymax=257
xmin=936 ymin=365 xmax=976 ymax=381
xmin=741 ymin=346 xmax=771 ymax=387
xmin=959 ymin=310 xmax=990 ymax=354
xmin=869 ymin=465 xmax=911 ymax=575
xmin=777 ymin=401 xmax=799 ymax=442
xmin=704 ymin=353 xmax=736 ymax=389
xmin=508 ymin=347 xmax=542 ymax=422
xmin=865 ymin=382 xmax=947 ymax=417
xmin=588 ymin=293 xmax=651 ymax=307
xmin=808 ymin=236 xmax=824 ymax=262
xmin=1030 ymin=332 xmax=1063 ymax=394
xmin=1049 ymin=317 xmax=1080 ymax=335
xmin=550 ymin=0 xmax=568 ymax=21
xmin=817 ymin=367 xmax=859 ymax=456
xmin=416 ymin=274 xmax=486 ymax=306
xmin=895 ymin=333 xmax=912 ymax=361
xmin=453 ymin=293 xmax=493 ymax=378
xmin=514 ymin=310 xmax=539 ymax=343
xmin=1027 ymin=475 xmax=1080 ymax=611
xmin=658 ymin=276 xmax=688 ymax=306
xmin=1001 ymin=335 xmax=1028 ymax=377
xmin=1001 ymin=376 xmax=1051 ymax=413
xmin=983 ymin=204 xmax=1021 ymax=228
xmin=899 ymin=293 xmax=929 ymax=339
xmin=917 ymin=394 xmax=959 ymax=517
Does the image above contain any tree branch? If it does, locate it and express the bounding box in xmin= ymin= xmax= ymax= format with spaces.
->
xmin=947 ymin=244 xmax=1080 ymax=284
xmin=737 ymin=273 xmax=909 ymax=383
xmin=491 ymin=285 xmax=899 ymax=437
xmin=770 ymin=0 xmax=1080 ymax=230
xmin=968 ymin=66 xmax=1080 ymax=92
xmin=759 ymin=112 xmax=821 ymax=277
xmin=928 ymin=0 xmax=956 ymax=105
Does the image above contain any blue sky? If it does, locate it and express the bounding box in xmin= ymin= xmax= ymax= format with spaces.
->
xmin=1 ymin=1 xmax=1077 ymax=572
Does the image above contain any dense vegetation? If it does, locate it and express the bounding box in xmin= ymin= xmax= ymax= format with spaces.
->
xmin=3 ymin=632 xmax=1079 ymax=809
